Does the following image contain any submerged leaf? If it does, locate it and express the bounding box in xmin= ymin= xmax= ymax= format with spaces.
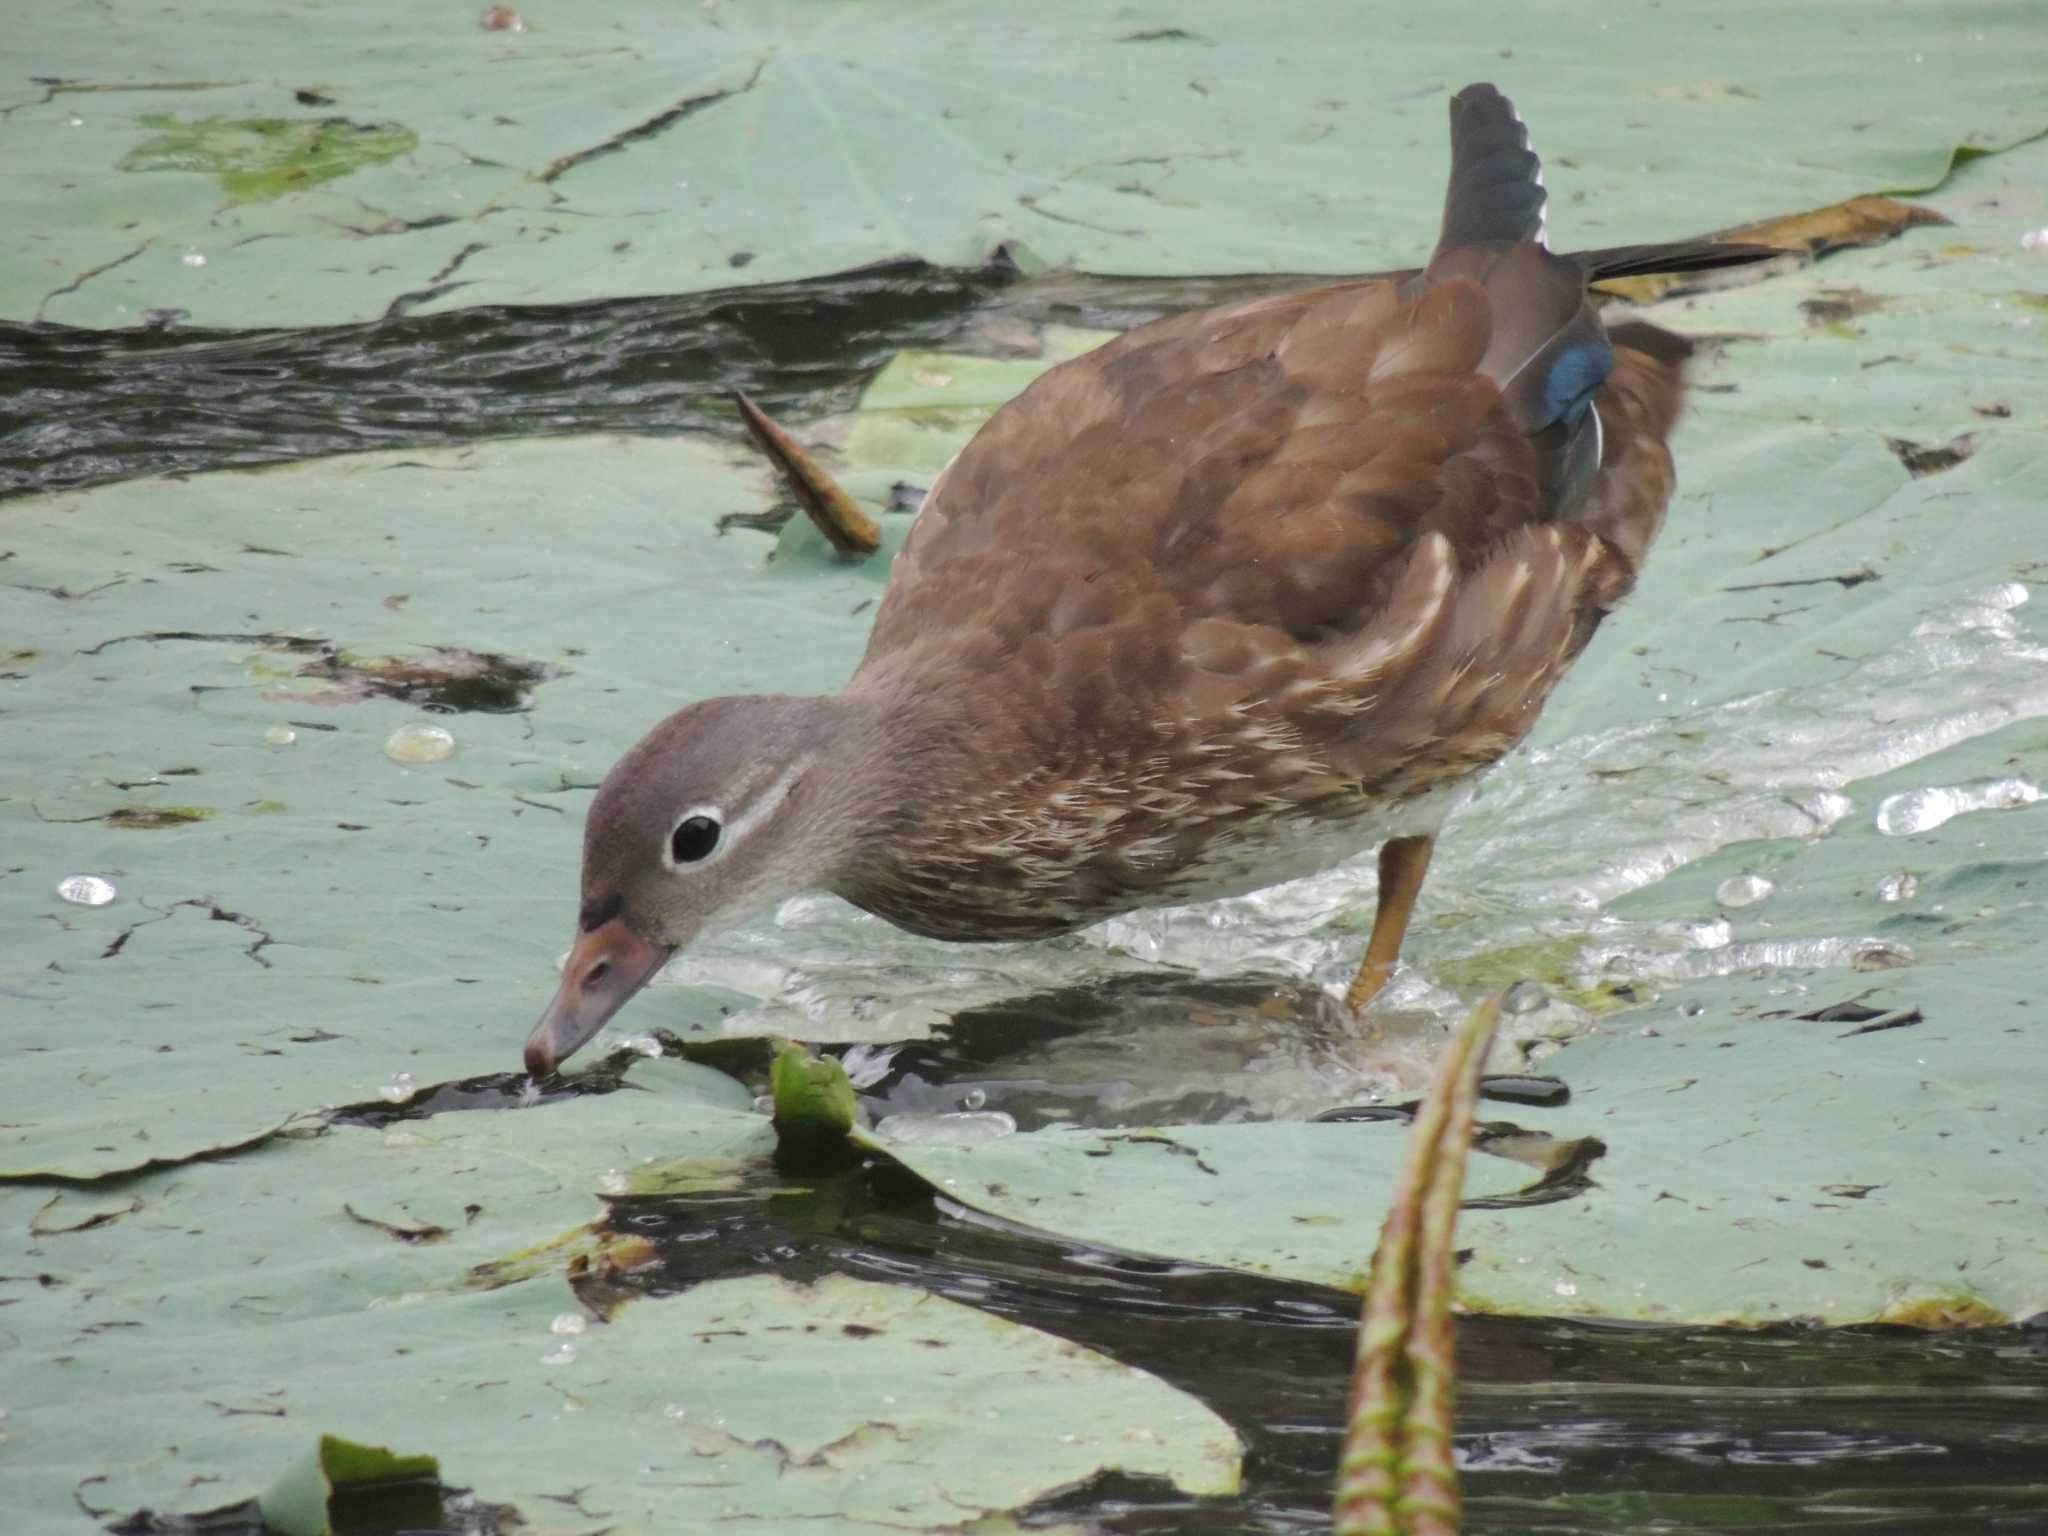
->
xmin=772 ymin=1045 xmax=858 ymax=1168
xmin=258 ymin=1434 xmax=439 ymax=1536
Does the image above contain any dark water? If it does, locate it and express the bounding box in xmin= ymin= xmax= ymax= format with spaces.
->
xmin=0 ymin=261 xmax=1006 ymax=500
xmin=0 ymin=259 xmax=1315 ymax=502
xmin=33 ymin=271 xmax=2048 ymax=1534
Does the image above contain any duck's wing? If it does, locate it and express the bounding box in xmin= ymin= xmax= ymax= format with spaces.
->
xmin=854 ymin=85 xmax=1739 ymax=801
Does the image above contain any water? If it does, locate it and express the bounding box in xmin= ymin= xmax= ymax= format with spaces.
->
xmin=0 ymin=262 xmax=1011 ymax=500
xmin=872 ymin=1109 xmax=1020 ymax=1146
xmin=1873 ymin=777 xmax=2043 ymax=836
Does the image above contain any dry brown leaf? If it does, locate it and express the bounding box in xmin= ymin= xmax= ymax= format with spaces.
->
xmin=1596 ymin=194 xmax=1949 ymax=303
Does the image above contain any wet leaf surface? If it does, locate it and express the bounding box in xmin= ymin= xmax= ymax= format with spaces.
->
xmin=7 ymin=7 xmax=2048 ymax=1532
xmin=9 ymin=2 xmax=2044 ymax=329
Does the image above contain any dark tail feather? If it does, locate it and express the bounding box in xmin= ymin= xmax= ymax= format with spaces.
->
xmin=1571 ymin=240 xmax=1785 ymax=281
xmin=1603 ymin=318 xmax=1697 ymax=368
xmin=1437 ymin=82 xmax=1546 ymax=254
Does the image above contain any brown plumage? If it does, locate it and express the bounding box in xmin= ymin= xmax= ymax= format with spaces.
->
xmin=523 ymin=83 xmax=1775 ymax=1076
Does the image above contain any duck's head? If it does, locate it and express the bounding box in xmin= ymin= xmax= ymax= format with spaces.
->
xmin=522 ymin=693 xmax=852 ymax=1077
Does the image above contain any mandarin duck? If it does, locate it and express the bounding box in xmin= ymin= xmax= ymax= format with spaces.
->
xmin=524 ymin=83 xmax=1774 ymax=1076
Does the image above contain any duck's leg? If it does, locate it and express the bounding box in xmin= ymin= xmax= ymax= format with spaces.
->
xmin=1343 ymin=834 xmax=1436 ymax=1011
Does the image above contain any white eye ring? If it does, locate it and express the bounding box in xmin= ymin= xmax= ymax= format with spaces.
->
xmin=667 ymin=806 xmax=724 ymax=868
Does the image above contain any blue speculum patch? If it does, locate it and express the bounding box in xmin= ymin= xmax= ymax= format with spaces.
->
xmin=1541 ymin=338 xmax=1613 ymax=427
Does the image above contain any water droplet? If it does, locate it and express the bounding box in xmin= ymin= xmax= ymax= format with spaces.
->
xmin=1852 ymin=943 xmax=1913 ymax=973
xmin=617 ymin=1033 xmax=662 ymax=1058
xmin=874 ymin=1111 xmax=1018 ymax=1148
xmin=2022 ymin=227 xmax=2048 ymax=252
xmin=542 ymin=1344 xmax=576 ymax=1365
xmin=384 ymin=722 xmax=456 ymax=763
xmin=379 ymin=1072 xmax=417 ymax=1104
xmin=663 ymin=1402 xmax=689 ymax=1422
xmin=1554 ymin=1279 xmax=1578 ymax=1298
xmin=181 ymin=250 xmax=207 ymax=268
xmin=1874 ymin=778 xmax=2041 ymax=835
xmin=263 ymin=725 xmax=298 ymax=747
xmin=598 ymin=1168 xmax=628 ymax=1195
xmin=1686 ymin=917 xmax=1733 ymax=950
xmin=1875 ymin=871 xmax=1919 ymax=902
xmin=1800 ymin=790 xmax=1855 ymax=829
xmin=1502 ymin=979 xmax=1550 ymax=1014
xmin=1715 ymin=872 xmax=1775 ymax=908
xmin=960 ymin=1087 xmax=988 ymax=1111
xmin=57 ymin=874 xmax=117 ymax=906
xmin=65 ymin=114 xmax=84 ymax=128
xmin=550 ymin=1312 xmax=588 ymax=1336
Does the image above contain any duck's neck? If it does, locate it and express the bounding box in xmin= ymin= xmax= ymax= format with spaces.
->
xmin=797 ymin=675 xmax=972 ymax=891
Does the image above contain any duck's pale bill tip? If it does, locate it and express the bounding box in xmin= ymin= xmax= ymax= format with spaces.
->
xmin=523 ymin=917 xmax=673 ymax=1078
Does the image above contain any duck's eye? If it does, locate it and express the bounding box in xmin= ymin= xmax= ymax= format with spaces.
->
xmin=670 ymin=814 xmax=721 ymax=864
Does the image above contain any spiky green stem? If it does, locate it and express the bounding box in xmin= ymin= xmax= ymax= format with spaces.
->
xmin=1333 ymin=995 xmax=1502 ymax=1536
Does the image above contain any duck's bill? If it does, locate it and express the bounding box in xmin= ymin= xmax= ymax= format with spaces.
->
xmin=524 ymin=918 xmax=675 ymax=1077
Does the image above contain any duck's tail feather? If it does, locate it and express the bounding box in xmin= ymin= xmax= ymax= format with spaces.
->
xmin=1436 ymin=82 xmax=1547 ymax=254
xmin=1571 ymin=239 xmax=1785 ymax=281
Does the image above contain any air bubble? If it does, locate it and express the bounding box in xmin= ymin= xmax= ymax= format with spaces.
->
xmin=264 ymin=725 xmax=297 ymax=746
xmin=57 ymin=874 xmax=117 ymax=906
xmin=550 ymin=1313 xmax=588 ymax=1336
xmin=384 ymin=723 xmax=456 ymax=763
xmin=379 ymin=1072 xmax=417 ymax=1104
xmin=1875 ymin=872 xmax=1919 ymax=902
xmin=1715 ymin=873 xmax=1775 ymax=908
xmin=875 ymin=1111 xmax=1017 ymax=1148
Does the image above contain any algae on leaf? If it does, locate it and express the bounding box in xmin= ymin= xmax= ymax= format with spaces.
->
xmin=122 ymin=115 xmax=418 ymax=203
